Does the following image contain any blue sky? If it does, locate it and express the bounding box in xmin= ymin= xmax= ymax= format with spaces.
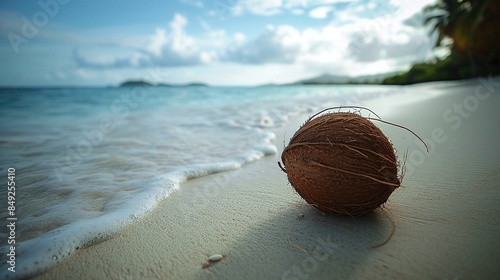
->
xmin=0 ymin=0 xmax=440 ymax=86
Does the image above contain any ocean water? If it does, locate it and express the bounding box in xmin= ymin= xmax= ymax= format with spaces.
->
xmin=0 ymin=85 xmax=401 ymax=278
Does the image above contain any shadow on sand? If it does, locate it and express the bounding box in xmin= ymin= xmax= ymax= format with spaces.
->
xmin=196 ymin=199 xmax=394 ymax=280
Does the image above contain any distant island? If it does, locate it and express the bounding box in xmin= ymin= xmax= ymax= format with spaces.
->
xmin=119 ymin=80 xmax=154 ymax=87
xmin=157 ymin=82 xmax=208 ymax=87
xmin=118 ymin=74 xmax=404 ymax=88
xmin=119 ymin=80 xmax=208 ymax=88
xmin=288 ymin=72 xmax=401 ymax=85
xmin=119 ymin=74 xmax=403 ymax=88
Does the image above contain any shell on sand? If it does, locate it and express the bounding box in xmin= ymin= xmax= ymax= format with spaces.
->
xmin=281 ymin=112 xmax=400 ymax=216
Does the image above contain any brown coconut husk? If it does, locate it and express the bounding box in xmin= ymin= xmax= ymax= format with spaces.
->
xmin=280 ymin=108 xmax=424 ymax=216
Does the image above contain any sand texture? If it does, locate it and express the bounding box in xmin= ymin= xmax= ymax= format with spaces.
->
xmin=36 ymin=78 xmax=500 ymax=280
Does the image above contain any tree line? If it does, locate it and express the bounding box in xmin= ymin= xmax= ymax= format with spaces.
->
xmin=383 ymin=0 xmax=500 ymax=85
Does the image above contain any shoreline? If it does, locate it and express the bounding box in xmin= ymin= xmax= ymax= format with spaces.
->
xmin=35 ymin=79 xmax=500 ymax=279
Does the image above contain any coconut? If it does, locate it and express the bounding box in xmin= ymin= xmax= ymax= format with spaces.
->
xmin=280 ymin=111 xmax=401 ymax=216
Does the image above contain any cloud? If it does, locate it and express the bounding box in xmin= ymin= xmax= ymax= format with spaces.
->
xmin=222 ymin=25 xmax=305 ymax=64
xmin=144 ymin=14 xmax=212 ymax=66
xmin=221 ymin=11 xmax=433 ymax=74
xmin=227 ymin=0 xmax=353 ymax=16
xmin=226 ymin=0 xmax=434 ymax=22
xmin=65 ymin=2 xmax=436 ymax=83
xmin=228 ymin=0 xmax=339 ymax=16
xmin=231 ymin=0 xmax=284 ymax=16
xmin=309 ymin=6 xmax=335 ymax=19
xmin=74 ymin=14 xmax=212 ymax=69
xmin=340 ymin=13 xmax=432 ymax=62
xmin=222 ymin=24 xmax=349 ymax=65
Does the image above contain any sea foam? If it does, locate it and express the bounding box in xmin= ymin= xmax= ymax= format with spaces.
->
xmin=1 ymin=133 xmax=277 ymax=279
xmin=0 ymin=85 xmax=398 ymax=278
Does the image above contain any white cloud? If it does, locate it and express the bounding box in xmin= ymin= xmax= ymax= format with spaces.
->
xmin=69 ymin=1 xmax=436 ymax=84
xmin=284 ymin=0 xmax=308 ymax=8
xmin=222 ymin=24 xmax=346 ymax=65
xmin=343 ymin=0 xmax=436 ymax=24
xmin=75 ymin=14 xmax=213 ymax=68
xmin=227 ymin=0 xmax=435 ymax=21
xmin=233 ymin=32 xmax=246 ymax=44
xmin=342 ymin=16 xmax=432 ymax=63
xmin=231 ymin=0 xmax=283 ymax=16
xmin=309 ymin=6 xmax=335 ymax=19
xmin=148 ymin=29 xmax=168 ymax=56
xmin=221 ymin=10 xmax=434 ymax=77
xmin=223 ymin=25 xmax=305 ymax=64
xmin=163 ymin=14 xmax=201 ymax=59
xmin=170 ymin=13 xmax=188 ymax=33
xmin=228 ymin=0 xmax=352 ymax=16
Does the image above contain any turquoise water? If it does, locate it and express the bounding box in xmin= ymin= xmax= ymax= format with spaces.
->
xmin=0 ymin=85 xmax=400 ymax=278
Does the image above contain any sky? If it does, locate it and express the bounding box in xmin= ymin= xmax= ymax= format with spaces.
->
xmin=0 ymin=0 xmax=441 ymax=86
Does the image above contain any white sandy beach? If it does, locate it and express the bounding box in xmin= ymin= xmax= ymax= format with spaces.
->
xmin=35 ymin=78 xmax=500 ymax=280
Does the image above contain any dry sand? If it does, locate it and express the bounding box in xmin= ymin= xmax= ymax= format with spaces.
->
xmin=36 ymin=78 xmax=500 ymax=280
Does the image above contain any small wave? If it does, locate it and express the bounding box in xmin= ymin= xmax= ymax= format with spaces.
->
xmin=0 ymin=134 xmax=277 ymax=279
xmin=0 ymin=85 xmax=392 ymax=279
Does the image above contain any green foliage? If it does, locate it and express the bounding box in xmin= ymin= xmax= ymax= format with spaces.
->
xmin=383 ymin=55 xmax=500 ymax=85
xmin=383 ymin=58 xmax=456 ymax=85
xmin=383 ymin=0 xmax=500 ymax=85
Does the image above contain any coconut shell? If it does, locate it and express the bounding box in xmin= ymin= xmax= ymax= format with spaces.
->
xmin=281 ymin=112 xmax=400 ymax=216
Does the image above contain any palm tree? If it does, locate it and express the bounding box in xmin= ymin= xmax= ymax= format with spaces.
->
xmin=423 ymin=0 xmax=464 ymax=48
xmin=424 ymin=0 xmax=500 ymax=77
